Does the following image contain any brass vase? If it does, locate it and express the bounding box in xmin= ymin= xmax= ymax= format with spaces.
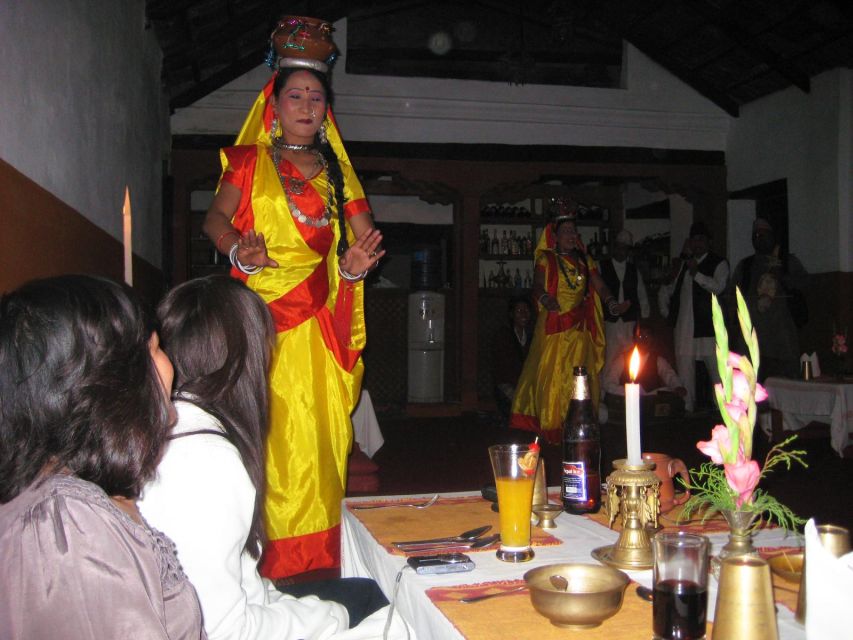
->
xmin=712 ymin=509 xmax=760 ymax=579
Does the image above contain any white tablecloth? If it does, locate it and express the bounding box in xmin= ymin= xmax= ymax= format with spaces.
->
xmin=341 ymin=490 xmax=806 ymax=640
xmin=763 ymin=377 xmax=853 ymax=456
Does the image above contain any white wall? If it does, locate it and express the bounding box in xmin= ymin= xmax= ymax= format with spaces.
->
xmin=172 ymin=18 xmax=730 ymax=151
xmin=727 ymin=68 xmax=852 ymax=274
xmin=0 ymin=0 xmax=168 ymax=265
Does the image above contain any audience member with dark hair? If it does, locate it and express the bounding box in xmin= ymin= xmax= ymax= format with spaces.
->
xmin=491 ymin=295 xmax=533 ymax=418
xmin=139 ymin=275 xmax=398 ymax=640
xmin=0 ymin=275 xmax=205 ymax=640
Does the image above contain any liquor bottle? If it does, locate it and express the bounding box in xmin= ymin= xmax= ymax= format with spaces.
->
xmin=600 ymin=230 xmax=609 ymax=257
xmin=514 ymin=268 xmax=522 ymax=288
xmin=500 ymin=230 xmax=509 ymax=255
xmin=561 ymin=366 xmax=601 ymax=514
xmin=588 ymin=232 xmax=600 ymax=259
xmin=490 ymin=229 xmax=500 ymax=255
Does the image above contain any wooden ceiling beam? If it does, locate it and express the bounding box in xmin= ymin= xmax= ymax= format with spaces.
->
xmin=692 ymin=0 xmax=811 ymax=93
xmin=589 ymin=1 xmax=740 ymax=116
xmin=169 ymin=48 xmax=267 ymax=110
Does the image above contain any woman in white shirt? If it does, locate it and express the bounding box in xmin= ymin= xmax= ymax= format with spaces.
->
xmin=139 ymin=276 xmax=394 ymax=640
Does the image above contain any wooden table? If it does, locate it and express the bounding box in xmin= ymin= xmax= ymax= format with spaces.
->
xmin=764 ymin=376 xmax=853 ymax=456
xmin=341 ymin=490 xmax=806 ymax=639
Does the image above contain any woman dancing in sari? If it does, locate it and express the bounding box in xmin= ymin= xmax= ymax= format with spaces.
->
xmin=510 ymin=215 xmax=627 ymax=443
xmin=202 ymin=17 xmax=382 ymax=578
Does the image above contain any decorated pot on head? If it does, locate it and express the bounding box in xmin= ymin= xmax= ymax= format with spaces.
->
xmin=268 ymin=15 xmax=338 ymax=72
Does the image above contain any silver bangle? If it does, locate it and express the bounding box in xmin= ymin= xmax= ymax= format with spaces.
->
xmin=338 ymin=263 xmax=367 ymax=282
xmin=538 ymin=293 xmax=549 ymax=306
xmin=229 ymin=242 xmax=263 ymax=275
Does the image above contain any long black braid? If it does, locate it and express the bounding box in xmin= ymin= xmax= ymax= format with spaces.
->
xmin=272 ymin=68 xmax=349 ymax=256
xmin=316 ymin=137 xmax=349 ymax=256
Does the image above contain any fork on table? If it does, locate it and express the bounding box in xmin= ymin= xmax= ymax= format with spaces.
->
xmin=350 ymin=494 xmax=440 ymax=510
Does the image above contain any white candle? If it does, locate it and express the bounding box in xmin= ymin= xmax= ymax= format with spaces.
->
xmin=122 ymin=186 xmax=133 ymax=286
xmin=625 ymin=346 xmax=642 ymax=465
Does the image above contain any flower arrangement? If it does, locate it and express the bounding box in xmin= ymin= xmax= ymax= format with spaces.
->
xmin=680 ymin=287 xmax=806 ymax=530
xmin=831 ymin=332 xmax=848 ymax=357
xmin=832 ymin=330 xmax=848 ymax=377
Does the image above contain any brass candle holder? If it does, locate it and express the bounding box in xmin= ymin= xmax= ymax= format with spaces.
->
xmin=592 ymin=459 xmax=661 ymax=570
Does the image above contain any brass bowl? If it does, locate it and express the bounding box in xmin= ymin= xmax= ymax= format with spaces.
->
xmin=768 ymin=551 xmax=804 ymax=583
xmin=523 ymin=563 xmax=629 ymax=629
xmin=532 ymin=503 xmax=563 ymax=528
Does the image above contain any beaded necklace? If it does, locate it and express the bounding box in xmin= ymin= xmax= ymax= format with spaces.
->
xmin=555 ymin=251 xmax=588 ymax=293
xmin=271 ymin=147 xmax=335 ymax=228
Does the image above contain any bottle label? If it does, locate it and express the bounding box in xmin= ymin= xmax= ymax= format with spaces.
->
xmin=562 ymin=461 xmax=587 ymax=502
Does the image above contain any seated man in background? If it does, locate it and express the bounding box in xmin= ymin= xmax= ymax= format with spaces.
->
xmin=492 ymin=295 xmax=533 ymax=419
xmin=602 ymin=326 xmax=687 ymax=417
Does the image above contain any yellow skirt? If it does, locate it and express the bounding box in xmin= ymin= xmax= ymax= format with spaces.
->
xmin=510 ymin=311 xmax=602 ymax=443
xmin=260 ymin=315 xmax=362 ymax=577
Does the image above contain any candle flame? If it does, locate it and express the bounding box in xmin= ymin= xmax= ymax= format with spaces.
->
xmin=629 ymin=346 xmax=641 ymax=381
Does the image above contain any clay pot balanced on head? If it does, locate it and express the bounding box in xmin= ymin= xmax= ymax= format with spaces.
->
xmin=642 ymin=452 xmax=690 ymax=513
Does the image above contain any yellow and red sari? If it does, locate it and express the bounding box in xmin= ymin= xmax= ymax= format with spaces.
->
xmin=219 ymin=79 xmax=369 ymax=577
xmin=510 ymin=249 xmax=604 ymax=444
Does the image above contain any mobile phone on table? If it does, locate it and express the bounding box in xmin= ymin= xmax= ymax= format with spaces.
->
xmin=407 ymin=553 xmax=476 ymax=575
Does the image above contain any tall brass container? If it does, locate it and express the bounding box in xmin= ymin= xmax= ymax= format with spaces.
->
xmin=711 ymin=556 xmax=778 ymax=640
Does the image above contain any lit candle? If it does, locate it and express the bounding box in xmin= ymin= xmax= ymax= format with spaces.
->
xmin=122 ymin=186 xmax=133 ymax=286
xmin=625 ymin=346 xmax=642 ymax=465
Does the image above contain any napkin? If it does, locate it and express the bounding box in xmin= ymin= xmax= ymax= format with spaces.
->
xmin=800 ymin=352 xmax=821 ymax=378
xmin=804 ymin=519 xmax=853 ymax=639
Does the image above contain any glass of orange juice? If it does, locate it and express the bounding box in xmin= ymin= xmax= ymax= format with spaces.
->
xmin=488 ymin=443 xmax=539 ymax=562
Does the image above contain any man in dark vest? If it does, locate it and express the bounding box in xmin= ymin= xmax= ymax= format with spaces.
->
xmin=598 ymin=229 xmax=650 ymax=374
xmin=658 ymin=222 xmax=729 ymax=412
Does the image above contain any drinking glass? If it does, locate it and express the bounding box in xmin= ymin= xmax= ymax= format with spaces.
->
xmin=488 ymin=444 xmax=539 ymax=562
xmin=653 ymin=532 xmax=710 ymax=640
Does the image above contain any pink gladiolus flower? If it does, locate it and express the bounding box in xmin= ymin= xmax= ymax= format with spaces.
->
xmin=697 ymin=425 xmax=731 ymax=464
xmin=725 ymin=402 xmax=746 ymax=423
xmin=731 ymin=369 xmax=751 ymax=402
xmin=727 ymin=352 xmax=743 ymax=368
xmin=724 ymin=458 xmax=761 ymax=507
xmin=727 ymin=366 xmax=768 ymax=404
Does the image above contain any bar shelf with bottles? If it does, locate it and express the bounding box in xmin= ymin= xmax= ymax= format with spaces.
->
xmin=478 ymin=196 xmax=611 ymax=291
xmin=479 ymin=200 xmax=538 ymax=291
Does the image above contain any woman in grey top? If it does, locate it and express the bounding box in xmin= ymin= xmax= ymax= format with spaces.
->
xmin=0 ymin=275 xmax=206 ymax=640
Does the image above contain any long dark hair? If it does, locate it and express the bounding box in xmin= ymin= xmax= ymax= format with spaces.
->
xmin=156 ymin=275 xmax=274 ymax=559
xmin=273 ymin=67 xmax=350 ymax=256
xmin=0 ymin=275 xmax=170 ymax=503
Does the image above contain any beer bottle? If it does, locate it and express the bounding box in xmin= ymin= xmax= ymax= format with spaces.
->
xmin=561 ymin=366 xmax=602 ymax=514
